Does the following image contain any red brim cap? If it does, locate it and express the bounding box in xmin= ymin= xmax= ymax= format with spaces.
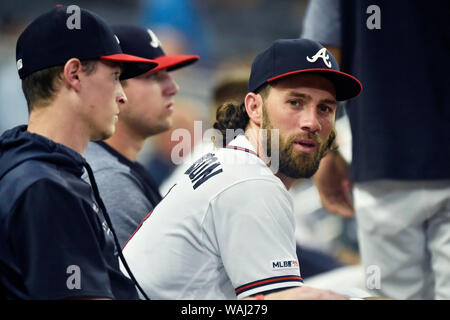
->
xmin=152 ymin=54 xmax=199 ymax=72
xmin=100 ymin=53 xmax=158 ymax=80
xmin=249 ymin=39 xmax=362 ymax=101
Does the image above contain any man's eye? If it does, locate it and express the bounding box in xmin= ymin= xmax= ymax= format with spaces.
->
xmin=113 ymin=72 xmax=121 ymax=81
xmin=288 ymin=100 xmax=302 ymax=107
xmin=319 ymin=104 xmax=333 ymax=113
xmin=145 ymin=72 xmax=159 ymax=80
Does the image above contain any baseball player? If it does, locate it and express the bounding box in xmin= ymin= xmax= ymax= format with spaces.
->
xmin=122 ymin=39 xmax=362 ymax=299
xmin=0 ymin=6 xmax=157 ymax=299
xmin=83 ymin=25 xmax=198 ymax=247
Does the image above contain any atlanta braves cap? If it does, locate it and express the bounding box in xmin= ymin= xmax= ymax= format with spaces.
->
xmin=248 ymin=38 xmax=362 ymax=101
xmin=111 ymin=24 xmax=199 ymax=73
xmin=16 ymin=5 xmax=158 ymax=80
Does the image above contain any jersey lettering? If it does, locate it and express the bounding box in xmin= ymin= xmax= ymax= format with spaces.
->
xmin=185 ymin=153 xmax=223 ymax=190
xmin=271 ymin=259 xmax=299 ymax=270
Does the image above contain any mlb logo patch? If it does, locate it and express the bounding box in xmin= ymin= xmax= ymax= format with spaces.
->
xmin=271 ymin=259 xmax=299 ymax=271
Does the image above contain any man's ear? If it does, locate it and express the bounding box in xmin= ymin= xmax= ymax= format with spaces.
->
xmin=62 ymin=58 xmax=83 ymax=92
xmin=244 ymin=92 xmax=263 ymax=127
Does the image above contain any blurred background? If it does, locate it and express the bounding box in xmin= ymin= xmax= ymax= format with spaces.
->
xmin=0 ymin=0 xmax=308 ymax=134
xmin=0 ymin=0 xmax=360 ymax=282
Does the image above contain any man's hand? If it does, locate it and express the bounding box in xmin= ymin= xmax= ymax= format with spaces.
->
xmin=313 ymin=151 xmax=354 ymax=218
xmin=264 ymin=285 xmax=349 ymax=300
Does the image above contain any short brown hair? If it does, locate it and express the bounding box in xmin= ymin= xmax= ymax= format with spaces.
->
xmin=21 ymin=60 xmax=98 ymax=113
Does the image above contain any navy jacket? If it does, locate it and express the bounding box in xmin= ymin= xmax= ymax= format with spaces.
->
xmin=0 ymin=125 xmax=138 ymax=299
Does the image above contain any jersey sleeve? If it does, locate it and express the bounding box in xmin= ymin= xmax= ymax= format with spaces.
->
xmin=9 ymin=179 xmax=115 ymax=299
xmin=208 ymin=179 xmax=303 ymax=299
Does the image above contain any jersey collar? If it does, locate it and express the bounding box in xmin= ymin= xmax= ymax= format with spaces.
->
xmin=225 ymin=134 xmax=258 ymax=156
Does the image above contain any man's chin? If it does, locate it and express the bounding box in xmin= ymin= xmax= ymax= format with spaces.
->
xmin=91 ymin=127 xmax=115 ymax=142
xmin=281 ymin=167 xmax=318 ymax=179
xmin=145 ymin=123 xmax=171 ymax=137
xmin=280 ymin=154 xmax=321 ymax=179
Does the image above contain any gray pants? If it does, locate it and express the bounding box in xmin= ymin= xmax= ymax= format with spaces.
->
xmin=354 ymin=180 xmax=450 ymax=300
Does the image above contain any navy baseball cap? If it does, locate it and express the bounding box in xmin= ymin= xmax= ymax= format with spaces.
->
xmin=16 ymin=5 xmax=158 ymax=80
xmin=248 ymin=39 xmax=362 ymax=101
xmin=111 ymin=24 xmax=199 ymax=73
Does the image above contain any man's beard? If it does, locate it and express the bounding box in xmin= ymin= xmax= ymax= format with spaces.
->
xmin=261 ymin=105 xmax=336 ymax=179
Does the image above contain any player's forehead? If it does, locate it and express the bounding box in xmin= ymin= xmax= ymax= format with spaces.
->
xmin=133 ymin=68 xmax=170 ymax=81
xmin=269 ymin=73 xmax=336 ymax=101
xmin=99 ymin=60 xmax=123 ymax=72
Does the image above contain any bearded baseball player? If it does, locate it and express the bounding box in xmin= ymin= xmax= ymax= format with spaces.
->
xmin=122 ymin=39 xmax=362 ymax=300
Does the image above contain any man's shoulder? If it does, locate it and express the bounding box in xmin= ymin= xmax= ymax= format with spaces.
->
xmin=173 ymin=143 xmax=282 ymax=199
xmin=1 ymin=158 xmax=72 ymax=193
xmin=0 ymin=159 xmax=90 ymax=215
xmin=84 ymin=142 xmax=129 ymax=174
xmin=214 ymin=175 xmax=290 ymax=205
xmin=219 ymin=146 xmax=280 ymax=184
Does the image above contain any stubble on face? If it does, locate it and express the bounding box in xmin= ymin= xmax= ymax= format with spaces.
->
xmin=261 ymin=103 xmax=336 ymax=178
xmin=85 ymin=61 xmax=123 ymax=141
xmin=120 ymin=72 xmax=176 ymax=139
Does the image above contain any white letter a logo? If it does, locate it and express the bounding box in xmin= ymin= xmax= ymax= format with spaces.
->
xmin=306 ymin=48 xmax=332 ymax=68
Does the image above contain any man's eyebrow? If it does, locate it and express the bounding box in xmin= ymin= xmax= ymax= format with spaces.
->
xmin=287 ymin=91 xmax=337 ymax=105
xmin=320 ymin=98 xmax=338 ymax=106
xmin=287 ymin=91 xmax=309 ymax=99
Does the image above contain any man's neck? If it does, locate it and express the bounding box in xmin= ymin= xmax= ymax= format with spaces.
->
xmin=245 ymin=126 xmax=294 ymax=190
xmin=27 ymin=103 xmax=89 ymax=155
xmin=274 ymin=172 xmax=296 ymax=190
xmin=104 ymin=125 xmax=145 ymax=162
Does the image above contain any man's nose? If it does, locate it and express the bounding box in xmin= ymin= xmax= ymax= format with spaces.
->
xmin=117 ymin=84 xmax=128 ymax=105
xmin=163 ymin=74 xmax=179 ymax=97
xmin=299 ymin=106 xmax=321 ymax=134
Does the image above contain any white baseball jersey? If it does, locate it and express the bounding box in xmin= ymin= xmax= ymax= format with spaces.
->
xmin=122 ymin=135 xmax=303 ymax=299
